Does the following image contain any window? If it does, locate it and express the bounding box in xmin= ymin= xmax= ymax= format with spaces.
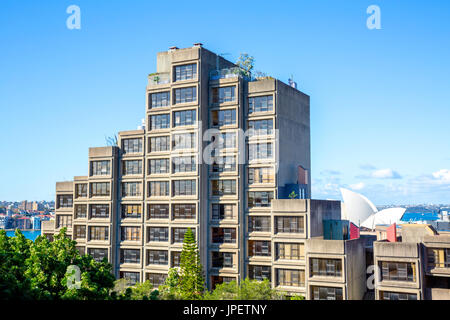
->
xmin=149 ymin=136 xmax=170 ymax=152
xmin=248 ymin=143 xmax=273 ymax=160
xmin=121 ymin=204 xmax=142 ymax=219
xmin=57 ymin=195 xmax=73 ymax=209
xmin=148 ymin=227 xmax=169 ymax=242
xmin=123 ymin=160 xmax=142 ymax=175
xmin=212 ymin=86 xmax=236 ymax=104
xmin=73 ymin=225 xmax=86 ymax=239
xmin=120 ymin=272 xmax=140 ymax=285
xmin=248 ymin=167 xmax=275 ymax=184
xmin=75 ymin=204 xmax=87 ymax=219
xmin=150 ymin=91 xmax=170 ymax=109
xmin=310 ymin=258 xmax=342 ymax=277
xmin=248 ymin=119 xmax=274 ymax=136
xmin=211 ymin=227 xmax=236 ymax=244
xmin=88 ymin=248 xmax=108 ymax=262
xmin=211 ymin=204 xmax=235 ymax=220
xmin=275 ymin=243 xmax=304 ymax=260
xmin=90 ymin=182 xmax=110 ymax=197
xmin=174 ymin=64 xmax=197 ymax=81
xmin=122 ymin=182 xmax=142 ymax=197
xmin=76 ymin=246 xmax=85 ymax=255
xmin=223 ymin=132 xmax=236 ymax=148
xmin=75 ymin=184 xmax=87 ymax=198
xmin=173 ymin=133 xmax=196 ymax=150
xmin=380 ymin=291 xmax=417 ymax=300
xmin=380 ymin=262 xmax=416 ymax=282
xmin=173 ymin=110 xmax=196 ymax=127
xmin=89 ymin=226 xmax=108 ymax=241
xmin=173 ymin=156 xmax=196 ymax=173
xmin=90 ymin=204 xmax=109 ymax=218
xmin=147 ymin=204 xmax=169 ymax=219
xmin=56 ymin=215 xmax=72 ymax=228
xmin=248 ymin=216 xmax=271 ymax=232
xmin=172 ymin=228 xmax=196 ymax=243
xmin=121 ymin=226 xmax=141 ymax=241
xmin=122 ymin=138 xmax=143 ymax=154
xmin=276 ymin=269 xmax=305 ymax=287
xmin=173 ymin=180 xmax=196 ymax=196
xmin=120 ymin=249 xmax=140 ymax=264
xmin=90 ymin=161 xmax=110 ymax=176
xmin=248 ymin=265 xmax=271 ymax=281
xmin=212 ymin=252 xmax=235 ymax=268
xmin=248 ymin=95 xmax=273 ymax=114
xmin=211 ymin=109 xmax=236 ymax=127
xmin=174 ymin=87 xmax=196 ymax=104
xmin=427 ymin=248 xmax=450 ymax=269
xmin=172 ymin=204 xmax=196 ymax=219
xmin=211 ymin=180 xmax=236 ymax=196
xmin=212 ymin=156 xmax=236 ymax=173
xmin=311 ymin=286 xmax=343 ymax=300
xmin=248 ymin=240 xmax=271 ymax=257
xmin=147 ymin=250 xmax=168 ymax=265
xmin=150 ymin=114 xmax=170 ymax=130
xmin=275 ymin=217 xmax=304 ymax=234
xmin=149 ymin=159 xmax=170 ymax=174
xmin=171 ymin=251 xmax=181 ymax=267
xmin=148 ymin=181 xmax=169 ymax=197
xmin=248 ymin=191 xmax=274 ymax=208
xmin=147 ymin=273 xmax=167 ymax=288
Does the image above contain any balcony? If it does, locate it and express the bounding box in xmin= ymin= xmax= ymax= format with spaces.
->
xmin=148 ymin=72 xmax=170 ymax=86
xmin=210 ymin=67 xmax=248 ymax=81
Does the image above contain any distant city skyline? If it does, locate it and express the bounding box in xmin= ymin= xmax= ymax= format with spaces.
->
xmin=0 ymin=0 xmax=449 ymax=205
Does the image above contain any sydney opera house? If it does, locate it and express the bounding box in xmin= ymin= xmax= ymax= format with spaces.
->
xmin=340 ymin=188 xmax=406 ymax=229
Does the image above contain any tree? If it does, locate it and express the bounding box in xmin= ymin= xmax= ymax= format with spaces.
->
xmin=288 ymin=190 xmax=298 ymax=199
xmin=179 ymin=228 xmax=205 ymax=299
xmin=236 ymin=53 xmax=254 ymax=78
xmin=158 ymin=268 xmax=182 ymax=300
xmin=203 ymin=278 xmax=285 ymax=300
xmin=0 ymin=228 xmax=116 ymax=300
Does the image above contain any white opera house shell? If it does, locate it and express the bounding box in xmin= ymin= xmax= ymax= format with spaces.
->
xmin=340 ymin=188 xmax=406 ymax=229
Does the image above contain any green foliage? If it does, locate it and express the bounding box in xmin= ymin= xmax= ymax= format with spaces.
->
xmin=288 ymin=190 xmax=298 ymax=199
xmin=288 ymin=294 xmax=305 ymax=300
xmin=0 ymin=228 xmax=116 ymax=300
xmin=236 ymin=53 xmax=255 ymax=77
xmin=128 ymin=281 xmax=159 ymax=300
xmin=158 ymin=268 xmax=182 ymax=300
xmin=179 ymin=228 xmax=205 ymax=299
xmin=203 ymin=278 xmax=284 ymax=300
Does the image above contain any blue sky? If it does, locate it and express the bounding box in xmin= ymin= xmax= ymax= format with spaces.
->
xmin=0 ymin=0 xmax=449 ymax=204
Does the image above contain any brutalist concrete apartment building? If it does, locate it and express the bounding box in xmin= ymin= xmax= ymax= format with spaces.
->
xmin=43 ymin=44 xmax=368 ymax=299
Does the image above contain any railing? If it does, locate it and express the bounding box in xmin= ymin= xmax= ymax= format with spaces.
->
xmin=210 ymin=67 xmax=249 ymax=80
xmin=148 ymin=72 xmax=170 ymax=86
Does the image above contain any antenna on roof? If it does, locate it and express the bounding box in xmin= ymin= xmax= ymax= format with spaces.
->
xmin=288 ymin=74 xmax=298 ymax=89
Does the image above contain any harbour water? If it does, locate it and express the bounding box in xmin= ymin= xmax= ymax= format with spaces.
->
xmin=5 ymin=230 xmax=41 ymax=241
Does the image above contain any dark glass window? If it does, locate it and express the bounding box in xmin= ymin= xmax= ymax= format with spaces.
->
xmin=90 ymin=160 xmax=110 ymax=176
xmin=211 ymin=109 xmax=236 ymax=126
xmin=174 ymin=64 xmax=197 ymax=81
xmin=172 ymin=228 xmax=196 ymax=243
xmin=122 ymin=182 xmax=142 ymax=197
xmin=120 ymin=249 xmax=140 ymax=264
xmin=90 ymin=182 xmax=110 ymax=197
xmin=147 ymin=250 xmax=168 ymax=265
xmin=212 ymin=251 xmax=235 ymax=268
xmin=211 ymin=204 xmax=235 ymax=220
xmin=248 ymin=265 xmax=271 ymax=281
xmin=90 ymin=204 xmax=109 ymax=218
xmin=275 ymin=243 xmax=304 ymax=260
xmin=149 ymin=136 xmax=170 ymax=152
xmin=88 ymin=248 xmax=108 ymax=262
xmin=211 ymin=179 xmax=236 ymax=196
xmin=311 ymin=286 xmax=343 ymax=300
xmin=75 ymin=184 xmax=87 ymax=198
xmin=248 ymin=119 xmax=273 ymax=136
xmin=147 ymin=273 xmax=167 ymax=288
xmin=149 ymin=159 xmax=170 ymax=174
xmin=276 ymin=269 xmax=305 ymax=287
xmin=121 ymin=226 xmax=141 ymax=241
xmin=248 ymin=240 xmax=271 ymax=257
xmin=148 ymin=227 xmax=169 ymax=242
xmin=88 ymin=226 xmax=109 ymax=241
xmin=248 ymin=143 xmax=273 ymax=160
xmin=212 ymin=227 xmax=236 ymax=244
xmin=380 ymin=262 xmax=416 ymax=282
xmin=57 ymin=195 xmax=73 ymax=208
xmin=123 ymin=160 xmax=142 ymax=175
xmin=275 ymin=217 xmax=304 ymax=234
xmin=120 ymin=271 xmax=140 ymax=285
xmin=122 ymin=138 xmax=142 ymax=154
xmin=173 ymin=156 xmax=196 ymax=173
xmin=248 ymin=95 xmax=273 ymax=114
xmin=150 ymin=91 xmax=170 ymax=108
xmin=173 ymin=110 xmax=196 ymax=127
xmin=310 ymin=258 xmax=342 ymax=277
xmin=56 ymin=215 xmax=72 ymax=228
xmin=121 ymin=204 xmax=142 ymax=219
xmin=174 ymin=87 xmax=196 ymax=104
xmin=173 ymin=180 xmax=196 ymax=196
xmin=248 ymin=216 xmax=271 ymax=232
xmin=212 ymin=86 xmax=236 ymax=103
xmin=147 ymin=204 xmax=169 ymax=219
xmin=212 ymin=156 xmax=236 ymax=173
xmin=75 ymin=204 xmax=87 ymax=219
xmin=148 ymin=181 xmax=169 ymax=197
xmin=172 ymin=204 xmax=196 ymax=219
xmin=248 ymin=167 xmax=275 ymax=184
xmin=150 ymin=114 xmax=170 ymax=130
xmin=248 ymin=191 xmax=274 ymax=208
xmin=173 ymin=133 xmax=196 ymax=150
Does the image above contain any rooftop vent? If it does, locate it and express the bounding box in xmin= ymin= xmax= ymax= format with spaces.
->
xmin=288 ymin=77 xmax=297 ymax=89
xmin=168 ymin=46 xmax=179 ymax=52
xmin=193 ymin=43 xmax=203 ymax=47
